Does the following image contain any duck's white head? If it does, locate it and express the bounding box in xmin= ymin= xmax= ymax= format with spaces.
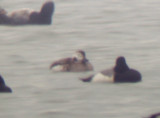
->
xmin=72 ymin=50 xmax=86 ymax=61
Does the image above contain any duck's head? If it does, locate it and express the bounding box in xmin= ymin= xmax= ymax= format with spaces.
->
xmin=114 ymin=56 xmax=129 ymax=73
xmin=29 ymin=1 xmax=54 ymax=24
xmin=40 ymin=1 xmax=54 ymax=24
xmin=72 ymin=50 xmax=88 ymax=62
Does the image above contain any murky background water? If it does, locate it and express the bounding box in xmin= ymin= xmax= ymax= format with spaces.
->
xmin=0 ymin=0 xmax=160 ymax=118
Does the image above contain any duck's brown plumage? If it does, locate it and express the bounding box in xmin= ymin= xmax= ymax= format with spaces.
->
xmin=50 ymin=50 xmax=93 ymax=72
xmin=0 ymin=1 xmax=54 ymax=25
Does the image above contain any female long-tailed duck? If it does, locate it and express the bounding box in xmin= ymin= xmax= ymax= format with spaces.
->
xmin=50 ymin=50 xmax=94 ymax=72
xmin=80 ymin=56 xmax=142 ymax=83
xmin=0 ymin=0 xmax=54 ymax=25
xmin=0 ymin=75 xmax=12 ymax=93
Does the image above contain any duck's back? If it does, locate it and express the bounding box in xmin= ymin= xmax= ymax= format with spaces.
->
xmin=8 ymin=9 xmax=33 ymax=24
xmin=114 ymin=69 xmax=141 ymax=83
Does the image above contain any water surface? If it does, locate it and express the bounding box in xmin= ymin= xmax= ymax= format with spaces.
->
xmin=0 ymin=0 xmax=160 ymax=118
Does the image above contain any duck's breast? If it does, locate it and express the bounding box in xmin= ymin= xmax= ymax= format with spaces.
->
xmin=70 ymin=62 xmax=93 ymax=72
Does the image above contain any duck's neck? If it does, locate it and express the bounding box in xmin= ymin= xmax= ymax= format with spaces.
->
xmin=114 ymin=63 xmax=129 ymax=73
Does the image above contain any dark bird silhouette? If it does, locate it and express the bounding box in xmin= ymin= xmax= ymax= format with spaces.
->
xmin=0 ymin=1 xmax=55 ymax=25
xmin=0 ymin=75 xmax=12 ymax=93
xmin=80 ymin=56 xmax=141 ymax=83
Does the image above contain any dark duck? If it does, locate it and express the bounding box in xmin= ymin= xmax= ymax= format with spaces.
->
xmin=0 ymin=0 xmax=55 ymax=25
xmin=80 ymin=56 xmax=141 ymax=83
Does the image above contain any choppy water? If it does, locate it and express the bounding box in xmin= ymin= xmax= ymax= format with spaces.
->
xmin=0 ymin=0 xmax=160 ymax=118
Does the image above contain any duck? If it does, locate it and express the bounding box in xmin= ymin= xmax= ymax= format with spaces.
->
xmin=80 ymin=56 xmax=142 ymax=83
xmin=0 ymin=0 xmax=54 ymax=25
xmin=0 ymin=75 xmax=12 ymax=93
xmin=147 ymin=113 xmax=160 ymax=118
xmin=50 ymin=50 xmax=94 ymax=72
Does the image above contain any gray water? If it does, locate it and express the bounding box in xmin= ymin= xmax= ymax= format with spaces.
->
xmin=0 ymin=0 xmax=160 ymax=118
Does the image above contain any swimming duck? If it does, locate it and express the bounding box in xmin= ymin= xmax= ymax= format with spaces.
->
xmin=0 ymin=0 xmax=54 ymax=25
xmin=0 ymin=75 xmax=12 ymax=93
xmin=50 ymin=50 xmax=94 ymax=72
xmin=80 ymin=56 xmax=142 ymax=83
